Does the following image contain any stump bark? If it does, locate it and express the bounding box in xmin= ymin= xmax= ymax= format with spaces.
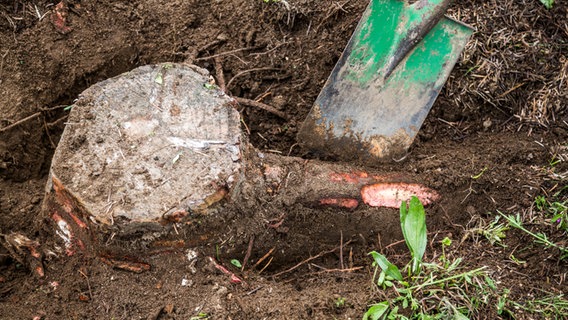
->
xmin=42 ymin=63 xmax=439 ymax=262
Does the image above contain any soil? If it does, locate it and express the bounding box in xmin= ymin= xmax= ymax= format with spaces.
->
xmin=0 ymin=0 xmax=567 ymax=319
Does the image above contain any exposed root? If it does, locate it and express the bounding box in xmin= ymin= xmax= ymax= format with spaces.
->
xmin=234 ymin=97 xmax=289 ymax=120
xmin=271 ymin=240 xmax=353 ymax=278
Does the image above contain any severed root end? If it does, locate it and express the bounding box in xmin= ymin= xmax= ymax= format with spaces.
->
xmin=1 ymin=233 xmax=45 ymax=277
xmin=43 ymin=175 xmax=96 ymax=257
xmin=361 ymin=183 xmax=440 ymax=208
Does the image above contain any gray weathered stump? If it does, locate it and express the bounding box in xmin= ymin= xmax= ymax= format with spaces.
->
xmin=42 ymin=63 xmax=439 ymax=263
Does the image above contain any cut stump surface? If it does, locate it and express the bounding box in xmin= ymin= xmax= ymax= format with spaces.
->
xmin=46 ymin=64 xmax=243 ymax=225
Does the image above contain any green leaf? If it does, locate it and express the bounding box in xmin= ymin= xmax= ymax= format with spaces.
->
xmin=363 ymin=302 xmax=389 ymax=320
xmin=377 ymin=270 xmax=386 ymax=285
xmin=539 ymin=0 xmax=554 ymax=9
xmin=155 ymin=72 xmax=163 ymax=84
xmin=447 ymin=257 xmax=462 ymax=272
xmin=230 ymin=259 xmax=242 ymax=268
xmin=400 ymin=196 xmax=427 ymax=274
xmin=369 ymin=251 xmax=403 ymax=281
xmin=485 ymin=275 xmax=496 ymax=290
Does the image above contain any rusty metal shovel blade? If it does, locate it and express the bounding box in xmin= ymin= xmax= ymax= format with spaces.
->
xmin=298 ymin=0 xmax=473 ymax=164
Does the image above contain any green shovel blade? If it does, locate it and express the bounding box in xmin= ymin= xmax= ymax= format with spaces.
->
xmin=298 ymin=0 xmax=473 ymax=163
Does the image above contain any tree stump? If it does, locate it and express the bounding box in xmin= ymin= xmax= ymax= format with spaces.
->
xmin=41 ymin=63 xmax=439 ymax=264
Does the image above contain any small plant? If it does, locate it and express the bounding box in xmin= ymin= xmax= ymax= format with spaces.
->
xmin=439 ymin=236 xmax=452 ymax=267
xmin=364 ymin=196 xmax=497 ymax=319
xmin=497 ymin=211 xmax=568 ymax=260
xmin=334 ymin=297 xmax=346 ymax=308
xmin=190 ymin=312 xmax=209 ymax=320
xmin=511 ymin=292 xmax=568 ymax=318
xmin=462 ymin=215 xmax=509 ymax=247
xmin=540 ymin=0 xmax=554 ymax=9
xmin=534 ymin=189 xmax=568 ymax=232
xmin=550 ymin=203 xmax=568 ymax=231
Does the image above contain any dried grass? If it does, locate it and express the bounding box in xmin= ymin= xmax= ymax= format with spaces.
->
xmin=446 ymin=0 xmax=567 ymax=126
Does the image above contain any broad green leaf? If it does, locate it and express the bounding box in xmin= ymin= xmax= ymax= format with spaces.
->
xmin=230 ymin=259 xmax=242 ymax=268
xmin=539 ymin=0 xmax=554 ymax=9
xmin=369 ymin=251 xmax=403 ymax=281
xmin=363 ymin=302 xmax=389 ymax=320
xmin=400 ymin=196 xmax=427 ymax=274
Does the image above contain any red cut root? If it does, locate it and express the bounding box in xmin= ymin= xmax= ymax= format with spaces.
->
xmin=207 ymin=256 xmax=243 ymax=284
xmin=51 ymin=1 xmax=73 ymax=34
xmin=319 ymin=197 xmax=359 ymax=210
xmin=361 ymin=183 xmax=440 ymax=208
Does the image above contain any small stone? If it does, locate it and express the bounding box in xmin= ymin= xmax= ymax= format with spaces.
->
xmin=483 ymin=118 xmax=492 ymax=129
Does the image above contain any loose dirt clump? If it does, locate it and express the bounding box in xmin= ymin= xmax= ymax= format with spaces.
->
xmin=0 ymin=0 xmax=567 ymax=319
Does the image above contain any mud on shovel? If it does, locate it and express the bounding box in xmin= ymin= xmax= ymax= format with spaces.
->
xmin=298 ymin=0 xmax=473 ymax=163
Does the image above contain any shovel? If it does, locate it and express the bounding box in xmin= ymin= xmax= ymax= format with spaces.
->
xmin=297 ymin=0 xmax=473 ymax=163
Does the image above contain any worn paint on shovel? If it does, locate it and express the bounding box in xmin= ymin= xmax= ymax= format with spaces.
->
xmin=298 ymin=0 xmax=473 ymax=163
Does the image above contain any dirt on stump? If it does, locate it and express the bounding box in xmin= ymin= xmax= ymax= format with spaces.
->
xmin=0 ymin=0 xmax=567 ymax=319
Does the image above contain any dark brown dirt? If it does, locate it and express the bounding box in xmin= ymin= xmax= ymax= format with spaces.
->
xmin=1 ymin=0 xmax=567 ymax=319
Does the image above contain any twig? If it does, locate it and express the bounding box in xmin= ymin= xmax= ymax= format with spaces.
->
xmin=1 ymin=105 xmax=69 ymax=132
xmin=272 ymin=240 xmax=353 ymax=278
xmin=226 ymin=67 xmax=284 ymax=90
xmin=254 ymin=90 xmax=272 ymax=103
xmin=497 ymin=82 xmax=526 ymax=98
xmin=339 ymin=230 xmax=344 ymax=270
xmin=310 ymin=264 xmax=363 ymax=273
xmin=43 ymin=117 xmax=56 ymax=148
xmin=234 ymin=97 xmax=288 ymax=120
xmin=0 ymin=112 xmax=41 ymax=132
xmin=253 ymin=247 xmax=275 ymax=269
xmin=200 ymin=38 xmax=226 ymax=53
xmin=196 ymin=46 xmax=262 ymax=62
xmin=249 ymin=41 xmax=289 ymax=56
xmin=258 ymin=256 xmax=273 ymax=274
xmin=246 ymin=286 xmax=263 ymax=295
xmin=46 ymin=114 xmax=69 ymax=128
xmin=316 ymin=0 xmax=351 ymax=32
xmin=78 ymin=269 xmax=93 ymax=300
xmin=0 ymin=50 xmax=9 ymax=82
xmin=241 ymin=235 xmax=255 ymax=272
xmin=214 ymin=57 xmax=226 ymax=92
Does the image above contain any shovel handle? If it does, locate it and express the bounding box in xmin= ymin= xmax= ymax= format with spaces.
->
xmin=383 ymin=0 xmax=452 ymax=79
